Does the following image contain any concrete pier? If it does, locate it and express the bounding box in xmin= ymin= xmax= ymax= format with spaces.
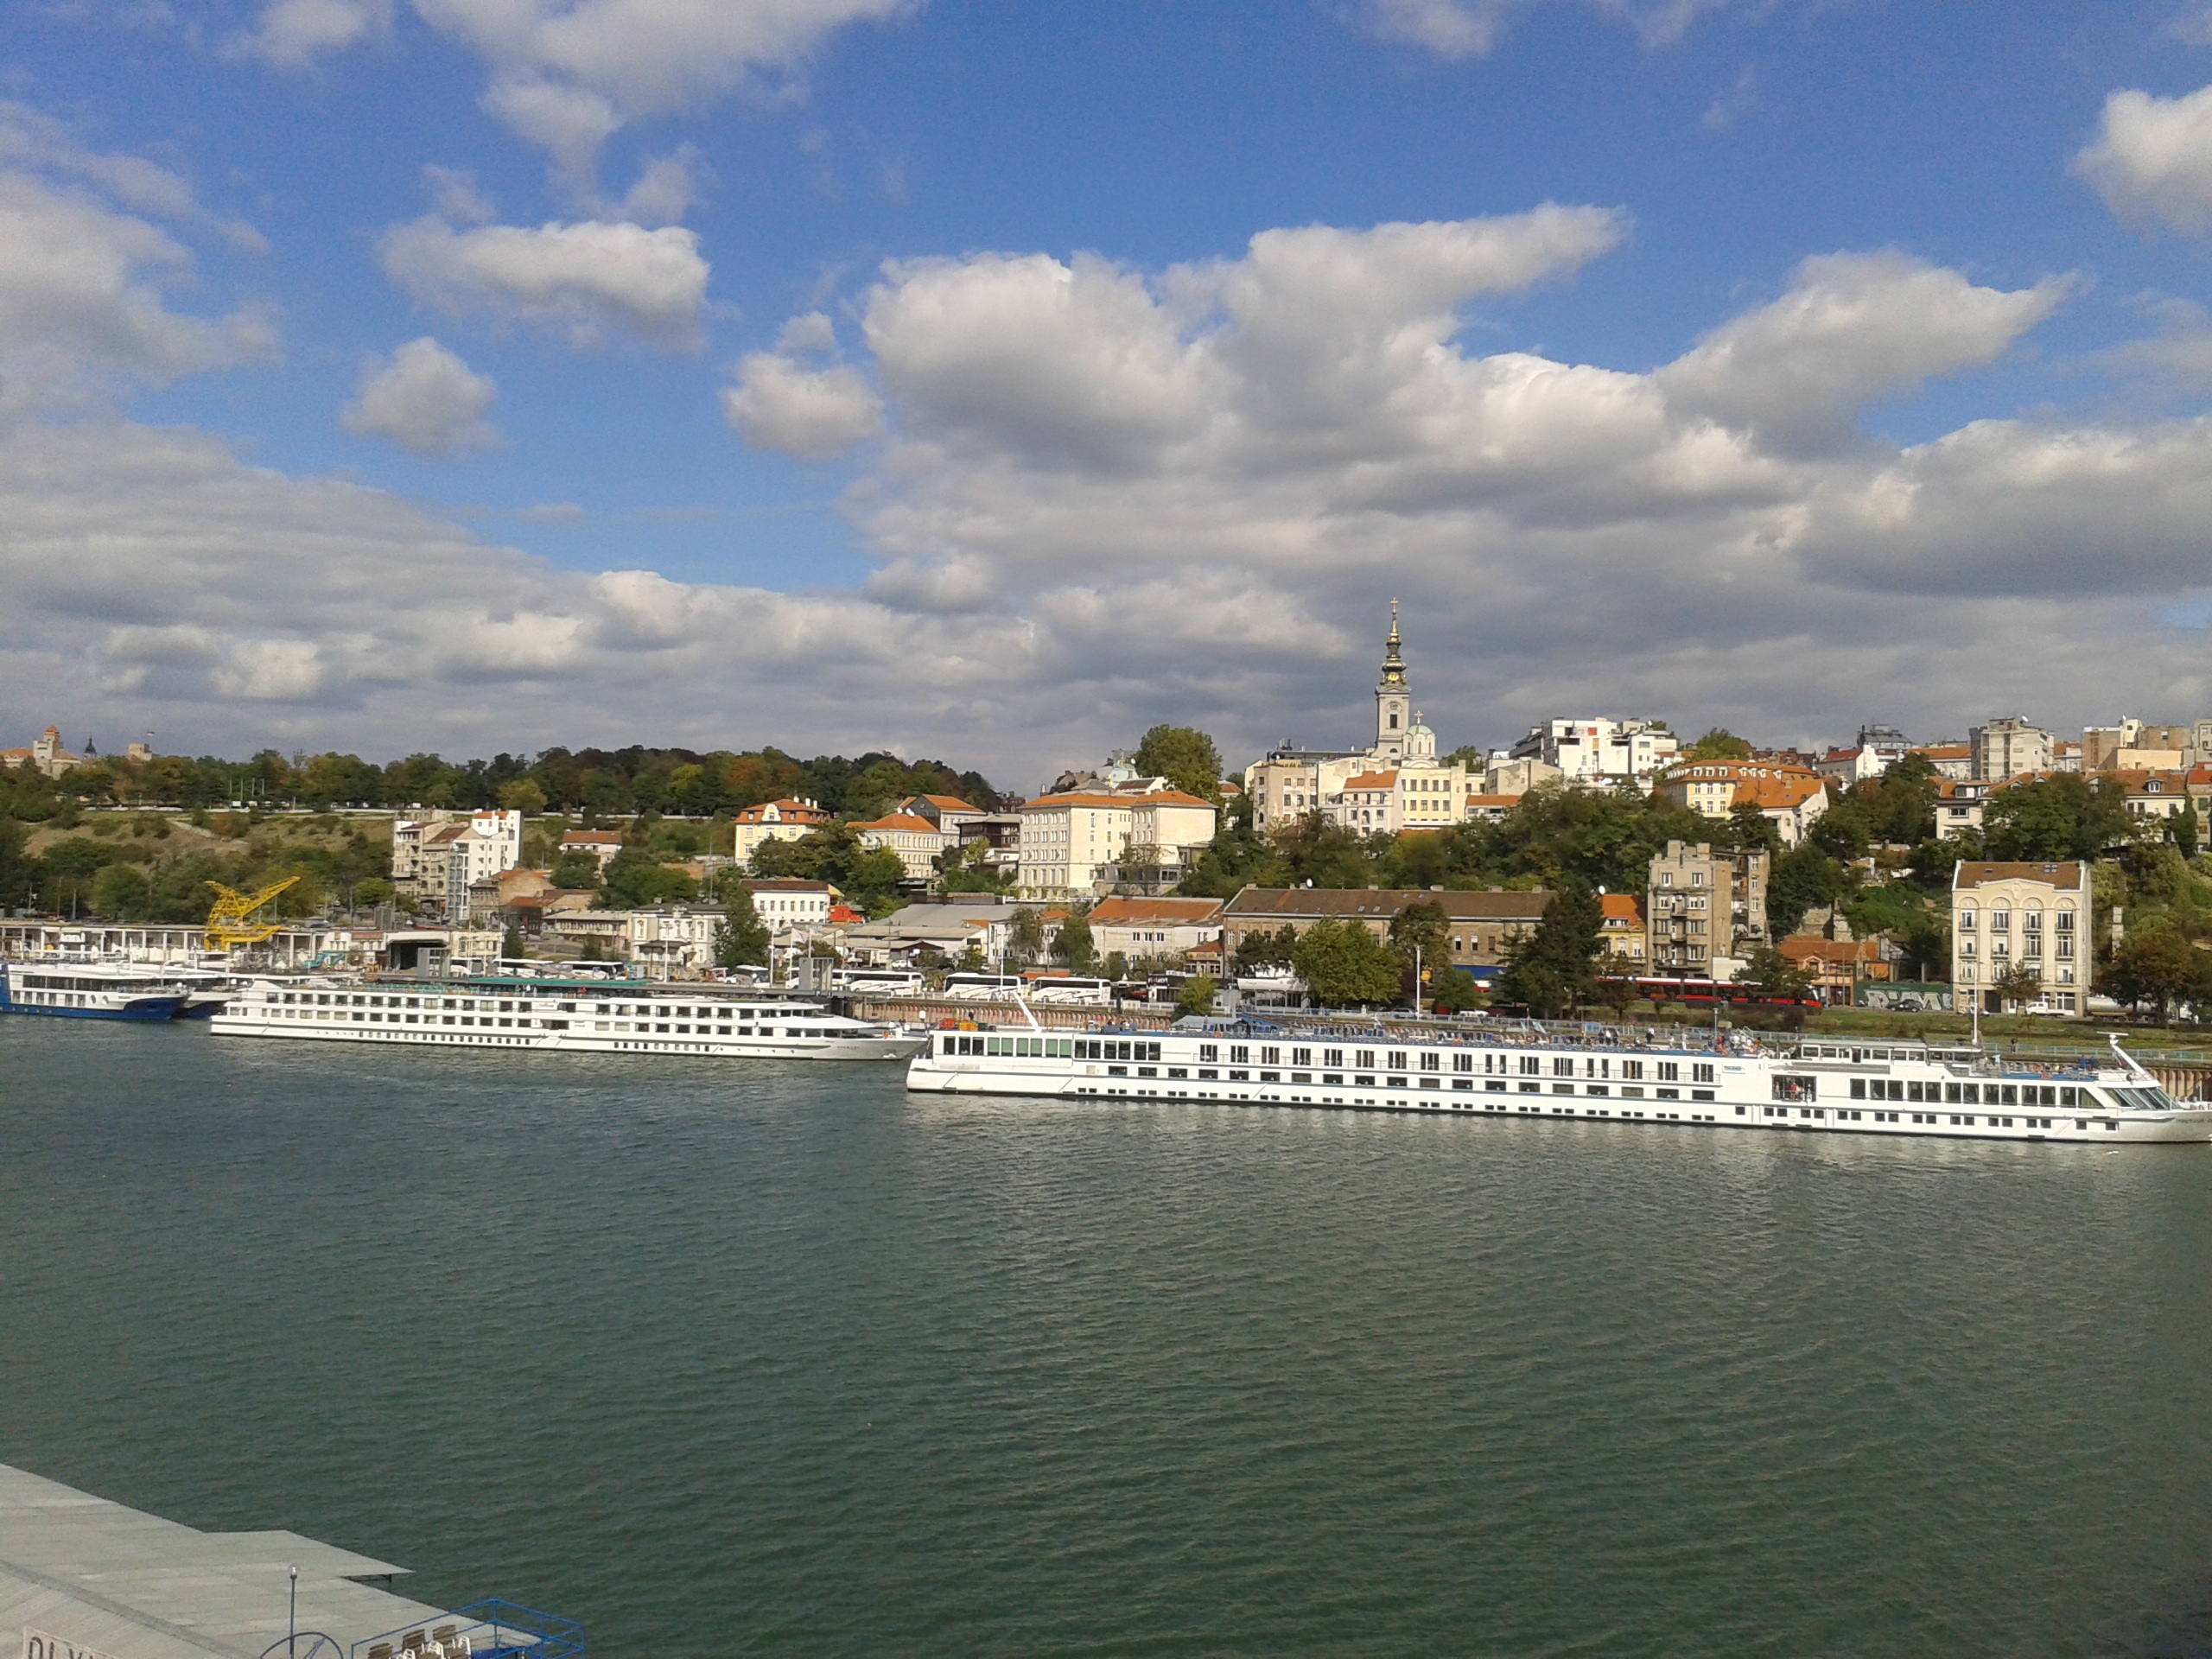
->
xmin=0 ymin=1464 xmax=463 ymax=1659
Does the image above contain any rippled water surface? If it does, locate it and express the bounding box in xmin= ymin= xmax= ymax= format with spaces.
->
xmin=5 ymin=1019 xmax=2212 ymax=1656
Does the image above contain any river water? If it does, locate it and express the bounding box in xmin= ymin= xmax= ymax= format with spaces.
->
xmin=4 ymin=1019 xmax=2212 ymax=1656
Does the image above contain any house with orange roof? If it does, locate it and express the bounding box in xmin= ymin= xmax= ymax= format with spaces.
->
xmin=733 ymin=797 xmax=830 ymax=863
xmin=1598 ymin=893 xmax=1645 ymax=964
xmin=1652 ymin=759 xmax=1829 ymax=845
xmin=897 ymin=793 xmax=989 ymax=832
xmin=1935 ymin=777 xmax=1990 ymax=840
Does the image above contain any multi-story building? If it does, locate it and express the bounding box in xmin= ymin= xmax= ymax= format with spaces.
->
xmin=2082 ymin=720 xmax=2196 ymax=773
xmin=1016 ymin=783 xmax=1217 ymax=899
xmin=1503 ymin=717 xmax=1679 ymax=792
xmin=1951 ymin=860 xmax=2085 ymax=1014
xmin=1650 ymin=760 xmax=1828 ymax=845
xmin=1644 ymin=841 xmax=1770 ymax=978
xmin=740 ymin=878 xmax=836 ymax=931
xmin=1935 ymin=778 xmax=1989 ymax=840
xmin=896 ymin=794 xmax=988 ymax=834
xmin=1970 ymin=716 xmax=2053 ymax=782
xmin=733 ymin=798 xmax=830 ymax=863
xmin=1219 ymin=887 xmax=1554 ymax=982
xmin=1481 ymin=756 xmax=1563 ymax=798
xmin=391 ymin=809 xmax=523 ymax=911
xmin=1815 ymin=726 xmax=1906 ymax=790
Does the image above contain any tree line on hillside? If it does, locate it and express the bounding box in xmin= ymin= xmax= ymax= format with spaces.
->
xmin=0 ymin=744 xmax=1000 ymax=821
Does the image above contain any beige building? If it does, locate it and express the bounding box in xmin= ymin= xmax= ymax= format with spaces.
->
xmin=1599 ymin=893 xmax=1646 ymax=965
xmin=0 ymin=725 xmax=82 ymax=779
xmin=2083 ymin=720 xmax=2197 ymax=773
xmin=1952 ymin=860 xmax=2085 ymax=1014
xmin=1220 ymin=887 xmax=1553 ymax=980
xmin=734 ymin=797 xmax=830 ymax=863
xmin=1935 ymin=777 xmax=1989 ymax=839
xmin=1086 ymin=896 xmax=1226 ymax=963
xmin=1970 ymin=717 xmax=2053 ymax=782
xmin=1017 ymin=785 xmax=1217 ymax=899
xmin=1481 ymin=756 xmax=1564 ymax=798
xmin=1650 ymin=760 xmax=1829 ymax=846
xmin=1645 ymin=841 xmax=1770 ymax=977
xmin=391 ymin=809 xmax=523 ymax=911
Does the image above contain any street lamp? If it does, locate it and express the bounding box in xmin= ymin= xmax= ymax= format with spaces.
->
xmin=289 ymin=1564 xmax=298 ymax=1656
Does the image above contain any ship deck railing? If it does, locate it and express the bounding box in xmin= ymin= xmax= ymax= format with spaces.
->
xmin=350 ymin=1598 xmax=582 ymax=1659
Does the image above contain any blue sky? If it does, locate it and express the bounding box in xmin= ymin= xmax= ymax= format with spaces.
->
xmin=10 ymin=0 xmax=2212 ymax=784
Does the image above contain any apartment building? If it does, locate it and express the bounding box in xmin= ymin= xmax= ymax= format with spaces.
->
xmin=1503 ymin=717 xmax=1680 ymax=791
xmin=1951 ymin=860 xmax=2085 ymax=1014
xmin=1935 ymin=778 xmax=1989 ymax=839
xmin=1644 ymin=841 xmax=1770 ymax=977
xmin=1086 ymin=896 xmax=1226 ymax=962
xmin=850 ymin=812 xmax=956 ymax=880
xmin=391 ymin=809 xmax=523 ymax=911
xmin=558 ymin=829 xmax=626 ymax=869
xmin=1017 ymin=785 xmax=1217 ymax=899
xmin=1970 ymin=717 xmax=2053 ymax=782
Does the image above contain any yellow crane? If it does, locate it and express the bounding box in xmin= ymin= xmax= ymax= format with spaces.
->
xmin=203 ymin=876 xmax=302 ymax=951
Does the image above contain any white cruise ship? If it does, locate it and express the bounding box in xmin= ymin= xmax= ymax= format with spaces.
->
xmin=211 ymin=974 xmax=926 ymax=1061
xmin=907 ymin=1016 xmax=2211 ymax=1144
xmin=0 ymin=960 xmax=192 ymax=1022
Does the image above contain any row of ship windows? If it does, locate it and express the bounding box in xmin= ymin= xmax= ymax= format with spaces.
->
xmin=1847 ymin=1078 xmax=2081 ymax=1106
xmin=266 ymin=992 xmax=783 ymax=1018
xmin=262 ymin=1008 xmax=817 ymax=1035
xmin=938 ymin=1033 xmax=1720 ymax=1085
xmin=1086 ymin=1066 xmax=1723 ymax=1102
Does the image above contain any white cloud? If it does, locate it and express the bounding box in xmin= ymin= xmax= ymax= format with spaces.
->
xmin=409 ymin=0 xmax=912 ymax=173
xmin=2075 ymin=84 xmax=2212 ymax=235
xmin=724 ymin=353 xmax=884 ymax=456
xmin=0 ymin=171 xmax=278 ymax=410
xmin=228 ymin=0 xmax=391 ymax=67
xmin=341 ymin=336 xmax=499 ymax=456
xmin=1657 ymin=251 xmax=2067 ymax=454
xmin=10 ymin=209 xmax=2211 ymax=784
xmin=378 ymin=213 xmax=709 ymax=347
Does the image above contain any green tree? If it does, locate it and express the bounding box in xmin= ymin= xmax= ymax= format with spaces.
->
xmin=1429 ymin=966 xmax=1479 ymax=1014
xmin=1006 ymin=906 xmax=1046 ymax=968
xmin=550 ymin=850 xmax=602 ymax=889
xmin=2101 ymin=925 xmax=2202 ymax=1022
xmin=1990 ymin=959 xmax=2044 ymax=1009
xmin=1985 ymin=774 xmax=2134 ymax=861
xmin=1231 ymin=924 xmax=1300 ymax=975
xmin=0 ymin=817 xmax=32 ymax=909
xmin=498 ymin=779 xmax=548 ymax=815
xmin=1055 ymin=911 xmax=1098 ymax=974
xmin=1176 ymin=974 xmax=1217 ymax=1016
xmin=1740 ymin=943 xmax=1814 ymax=1003
xmin=353 ymin=876 xmax=395 ymax=908
xmin=601 ymin=846 xmax=698 ymax=908
xmin=501 ymin=923 xmax=527 ymax=959
xmin=1388 ymin=898 xmax=1452 ymax=1003
xmin=2175 ymin=799 xmax=2202 ymax=861
xmin=845 ymin=847 xmax=910 ymax=916
xmin=1808 ymin=798 xmax=1872 ymax=861
xmin=90 ymin=861 xmax=151 ymax=920
xmin=1683 ymin=728 xmax=1752 ymax=760
xmin=1293 ymin=917 xmax=1403 ymax=1007
xmin=1854 ymin=753 xmax=1940 ymax=846
xmin=1133 ymin=725 xmax=1224 ymax=801
xmin=1767 ymin=843 xmax=1845 ymax=939
xmin=1494 ymin=881 xmax=1601 ymax=1018
xmin=714 ymin=884 xmax=772 ymax=970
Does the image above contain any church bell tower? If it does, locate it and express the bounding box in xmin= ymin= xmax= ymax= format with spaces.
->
xmin=1375 ymin=601 xmax=1411 ymax=762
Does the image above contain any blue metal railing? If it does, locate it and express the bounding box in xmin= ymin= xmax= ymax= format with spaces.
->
xmin=349 ymin=1599 xmax=582 ymax=1659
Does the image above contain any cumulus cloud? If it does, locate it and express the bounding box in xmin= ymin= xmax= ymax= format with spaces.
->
xmin=9 ymin=207 xmax=2209 ymax=783
xmin=341 ymin=336 xmax=499 ymax=455
xmin=1657 ymin=251 xmax=2067 ymax=454
xmin=378 ymin=213 xmax=709 ymax=347
xmin=725 ymin=357 xmax=884 ymax=456
xmin=228 ymin=0 xmax=391 ymax=67
xmin=2075 ymin=84 xmax=2212 ymax=234
xmin=405 ymin=0 xmax=911 ymax=175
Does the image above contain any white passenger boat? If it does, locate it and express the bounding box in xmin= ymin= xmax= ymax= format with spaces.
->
xmin=210 ymin=973 xmax=926 ymax=1061
xmin=0 ymin=959 xmax=191 ymax=1022
xmin=906 ymin=1016 xmax=2212 ymax=1144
